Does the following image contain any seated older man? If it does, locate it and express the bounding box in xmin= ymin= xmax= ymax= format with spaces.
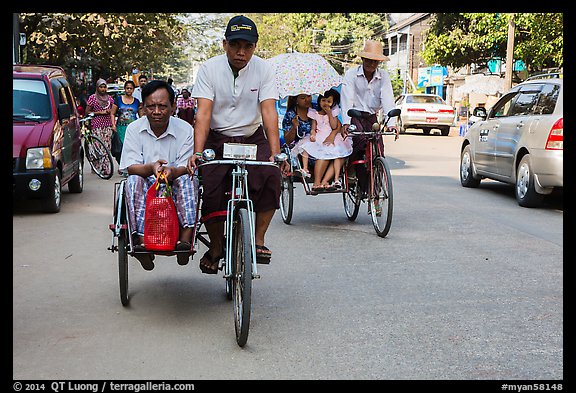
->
xmin=119 ymin=80 xmax=198 ymax=271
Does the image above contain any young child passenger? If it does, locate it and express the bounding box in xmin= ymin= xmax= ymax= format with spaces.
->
xmin=282 ymin=94 xmax=317 ymax=177
xmin=301 ymin=89 xmax=352 ymax=191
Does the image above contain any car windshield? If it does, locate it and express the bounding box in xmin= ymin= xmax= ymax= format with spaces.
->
xmin=13 ymin=79 xmax=51 ymax=120
xmin=407 ymin=95 xmax=444 ymax=104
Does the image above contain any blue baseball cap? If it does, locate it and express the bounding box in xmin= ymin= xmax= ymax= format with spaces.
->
xmin=225 ymin=15 xmax=258 ymax=43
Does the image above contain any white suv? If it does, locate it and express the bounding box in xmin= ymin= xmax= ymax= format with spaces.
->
xmin=459 ymin=75 xmax=563 ymax=207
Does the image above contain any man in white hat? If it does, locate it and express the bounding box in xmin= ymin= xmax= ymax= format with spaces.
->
xmin=340 ymin=39 xmax=398 ymax=197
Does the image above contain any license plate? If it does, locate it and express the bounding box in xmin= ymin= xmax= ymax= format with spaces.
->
xmin=425 ymin=117 xmax=438 ymax=123
xmin=223 ymin=143 xmax=257 ymax=160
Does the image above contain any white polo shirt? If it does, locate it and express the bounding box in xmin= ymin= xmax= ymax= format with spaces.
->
xmin=133 ymin=87 xmax=142 ymax=102
xmin=192 ymin=54 xmax=278 ymax=137
xmin=119 ymin=115 xmax=194 ymax=172
xmin=340 ymin=65 xmax=396 ymax=127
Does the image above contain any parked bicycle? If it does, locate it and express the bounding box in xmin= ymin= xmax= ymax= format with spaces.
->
xmin=79 ymin=113 xmax=114 ymax=179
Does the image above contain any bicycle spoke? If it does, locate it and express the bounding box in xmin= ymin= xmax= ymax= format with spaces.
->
xmin=86 ymin=135 xmax=113 ymax=179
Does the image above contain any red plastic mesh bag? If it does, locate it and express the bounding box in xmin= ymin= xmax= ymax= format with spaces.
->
xmin=144 ymin=176 xmax=179 ymax=251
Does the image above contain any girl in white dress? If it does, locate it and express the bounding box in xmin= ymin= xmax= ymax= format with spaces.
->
xmin=295 ymin=89 xmax=352 ymax=191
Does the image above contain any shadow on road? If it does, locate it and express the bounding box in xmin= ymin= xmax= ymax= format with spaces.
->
xmin=474 ymin=182 xmax=563 ymax=211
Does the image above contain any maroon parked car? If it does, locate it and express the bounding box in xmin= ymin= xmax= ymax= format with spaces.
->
xmin=13 ymin=64 xmax=84 ymax=212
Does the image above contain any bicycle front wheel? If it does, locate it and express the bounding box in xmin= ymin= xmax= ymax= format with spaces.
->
xmin=232 ymin=207 xmax=253 ymax=347
xmin=279 ymin=173 xmax=294 ymax=224
xmin=370 ymin=157 xmax=393 ymax=238
xmin=85 ymin=135 xmax=114 ymax=180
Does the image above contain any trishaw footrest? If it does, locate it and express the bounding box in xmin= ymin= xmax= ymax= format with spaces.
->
xmin=109 ymin=223 xmax=128 ymax=231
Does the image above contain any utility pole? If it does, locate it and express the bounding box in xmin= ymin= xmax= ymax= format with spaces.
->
xmin=504 ymin=13 xmax=515 ymax=90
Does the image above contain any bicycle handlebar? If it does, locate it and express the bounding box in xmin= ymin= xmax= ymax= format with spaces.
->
xmin=347 ymin=129 xmax=397 ymax=137
xmin=346 ymin=108 xmax=401 ymax=137
xmin=198 ymin=159 xmax=282 ymax=168
xmin=79 ymin=113 xmax=94 ymax=124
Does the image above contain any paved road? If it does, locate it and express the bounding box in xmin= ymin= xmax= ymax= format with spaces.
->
xmin=13 ymin=127 xmax=563 ymax=381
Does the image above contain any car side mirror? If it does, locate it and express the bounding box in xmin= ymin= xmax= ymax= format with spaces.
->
xmin=58 ymin=103 xmax=71 ymax=120
xmin=472 ymin=107 xmax=487 ymax=119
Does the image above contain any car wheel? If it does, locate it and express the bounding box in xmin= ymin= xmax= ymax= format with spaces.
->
xmin=422 ymin=127 xmax=431 ymax=135
xmin=460 ymin=145 xmax=481 ymax=188
xmin=68 ymin=157 xmax=84 ymax=193
xmin=42 ymin=168 xmax=62 ymax=213
xmin=516 ymin=154 xmax=545 ymax=208
xmin=440 ymin=126 xmax=450 ymax=136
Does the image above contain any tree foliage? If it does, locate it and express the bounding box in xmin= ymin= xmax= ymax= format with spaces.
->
xmin=421 ymin=13 xmax=563 ymax=73
xmin=184 ymin=13 xmax=230 ymax=60
xmin=247 ymin=13 xmax=389 ymax=74
xmin=19 ymin=13 xmax=189 ymax=86
xmin=19 ymin=12 xmax=562 ymax=95
xmin=17 ymin=12 xmax=411 ymax=89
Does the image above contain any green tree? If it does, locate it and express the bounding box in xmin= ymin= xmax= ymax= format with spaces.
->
xmin=19 ymin=13 xmax=188 ymax=88
xmin=183 ymin=13 xmax=230 ymax=60
xmin=18 ymin=13 xmax=406 ymax=91
xmin=248 ymin=13 xmax=389 ymax=74
xmin=421 ymin=13 xmax=563 ymax=73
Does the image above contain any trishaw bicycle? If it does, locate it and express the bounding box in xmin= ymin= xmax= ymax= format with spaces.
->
xmin=342 ymin=108 xmax=400 ymax=237
xmin=279 ymin=108 xmax=400 ymax=238
xmin=108 ymin=144 xmax=286 ymax=347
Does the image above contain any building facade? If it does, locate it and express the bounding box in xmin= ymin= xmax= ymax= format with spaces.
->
xmin=384 ymin=13 xmax=435 ymax=95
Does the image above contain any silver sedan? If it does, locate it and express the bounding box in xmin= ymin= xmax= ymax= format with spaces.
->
xmin=459 ymin=75 xmax=563 ymax=207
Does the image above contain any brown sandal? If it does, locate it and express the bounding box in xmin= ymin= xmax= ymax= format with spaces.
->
xmin=176 ymin=241 xmax=192 ymax=266
xmin=256 ymin=245 xmax=272 ymax=264
xmin=199 ymin=251 xmax=222 ymax=274
xmin=133 ymin=245 xmax=155 ymax=271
